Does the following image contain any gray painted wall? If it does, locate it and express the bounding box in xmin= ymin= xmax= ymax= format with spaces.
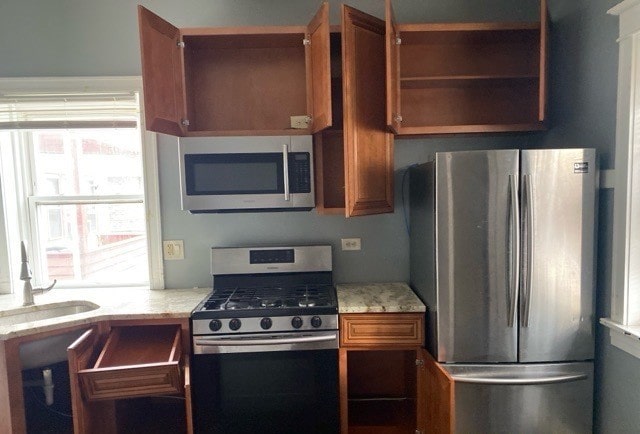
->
xmin=544 ymin=1 xmax=640 ymax=433
xmin=0 ymin=0 xmax=637 ymax=431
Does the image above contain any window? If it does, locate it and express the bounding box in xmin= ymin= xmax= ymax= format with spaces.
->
xmin=0 ymin=77 xmax=163 ymax=291
xmin=604 ymin=0 xmax=640 ymax=357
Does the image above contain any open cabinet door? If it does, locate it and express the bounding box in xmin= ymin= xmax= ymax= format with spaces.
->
xmin=538 ymin=0 xmax=548 ymax=124
xmin=385 ymin=0 xmax=401 ymax=133
xmin=342 ymin=5 xmax=394 ymax=217
xmin=67 ymin=328 xmax=116 ymax=434
xmin=306 ymin=2 xmax=332 ymax=133
xmin=138 ymin=6 xmax=187 ymax=136
xmin=420 ymin=350 xmax=454 ymax=434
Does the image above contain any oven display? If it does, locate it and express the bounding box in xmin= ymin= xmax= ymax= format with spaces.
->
xmin=250 ymin=249 xmax=295 ymax=264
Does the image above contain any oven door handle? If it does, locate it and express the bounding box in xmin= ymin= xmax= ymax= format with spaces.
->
xmin=194 ymin=332 xmax=337 ymax=347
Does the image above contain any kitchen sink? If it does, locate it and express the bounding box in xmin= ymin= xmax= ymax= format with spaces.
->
xmin=0 ymin=301 xmax=100 ymax=370
xmin=0 ymin=300 xmax=99 ymax=327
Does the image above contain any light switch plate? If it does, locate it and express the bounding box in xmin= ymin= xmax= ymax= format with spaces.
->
xmin=163 ymin=240 xmax=184 ymax=260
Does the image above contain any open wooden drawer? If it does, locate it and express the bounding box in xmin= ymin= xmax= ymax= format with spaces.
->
xmin=70 ymin=325 xmax=183 ymax=401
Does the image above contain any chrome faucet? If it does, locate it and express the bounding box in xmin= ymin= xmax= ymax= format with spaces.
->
xmin=20 ymin=241 xmax=57 ymax=306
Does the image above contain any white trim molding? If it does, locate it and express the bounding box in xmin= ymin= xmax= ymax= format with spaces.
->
xmin=605 ymin=1 xmax=640 ymax=358
xmin=609 ymin=0 xmax=640 ymax=40
xmin=601 ymin=318 xmax=640 ymax=358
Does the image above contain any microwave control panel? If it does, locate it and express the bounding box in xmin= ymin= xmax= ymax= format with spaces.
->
xmin=289 ymin=153 xmax=311 ymax=193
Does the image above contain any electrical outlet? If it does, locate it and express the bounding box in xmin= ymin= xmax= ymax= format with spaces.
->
xmin=290 ymin=115 xmax=310 ymax=129
xmin=341 ymin=238 xmax=361 ymax=251
xmin=163 ymin=240 xmax=184 ymax=260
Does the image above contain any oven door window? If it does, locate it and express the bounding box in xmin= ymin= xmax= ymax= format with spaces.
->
xmin=192 ymin=349 xmax=338 ymax=434
xmin=185 ymin=153 xmax=284 ymax=195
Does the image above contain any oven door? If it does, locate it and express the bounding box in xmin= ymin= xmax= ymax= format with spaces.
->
xmin=179 ymin=136 xmax=314 ymax=212
xmin=191 ymin=348 xmax=339 ymax=434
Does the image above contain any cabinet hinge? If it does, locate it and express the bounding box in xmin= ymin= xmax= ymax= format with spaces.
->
xmin=395 ymin=35 xmax=402 ymax=45
xmin=177 ymin=41 xmax=185 ymax=48
xmin=303 ymin=38 xmax=311 ymax=46
xmin=181 ymin=119 xmax=190 ymax=127
xmin=415 ymin=358 xmax=424 ymax=367
xmin=415 ymin=430 xmax=424 ymax=434
xmin=394 ymin=114 xmax=403 ymax=123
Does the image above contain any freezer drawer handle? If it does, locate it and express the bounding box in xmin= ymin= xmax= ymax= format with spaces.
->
xmin=451 ymin=372 xmax=588 ymax=385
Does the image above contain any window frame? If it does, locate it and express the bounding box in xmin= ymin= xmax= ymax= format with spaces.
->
xmin=603 ymin=0 xmax=640 ymax=358
xmin=0 ymin=77 xmax=164 ymax=292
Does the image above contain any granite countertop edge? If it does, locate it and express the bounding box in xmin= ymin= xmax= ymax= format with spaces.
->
xmin=1 ymin=281 xmax=427 ymax=340
xmin=0 ymin=287 xmax=211 ymax=340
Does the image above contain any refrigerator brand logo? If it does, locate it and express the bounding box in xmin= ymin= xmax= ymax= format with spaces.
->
xmin=574 ymin=162 xmax=589 ymax=174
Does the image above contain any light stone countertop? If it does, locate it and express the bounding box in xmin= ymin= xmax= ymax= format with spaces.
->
xmin=0 ymin=286 xmax=211 ymax=340
xmin=336 ymin=282 xmax=426 ymax=313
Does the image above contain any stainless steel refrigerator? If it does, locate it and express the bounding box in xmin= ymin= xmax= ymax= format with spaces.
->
xmin=409 ymin=149 xmax=596 ymax=433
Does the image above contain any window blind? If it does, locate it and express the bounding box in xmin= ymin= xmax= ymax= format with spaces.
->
xmin=0 ymin=91 xmax=140 ymax=129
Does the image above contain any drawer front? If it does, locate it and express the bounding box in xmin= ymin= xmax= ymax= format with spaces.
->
xmin=79 ymin=362 xmax=183 ymax=401
xmin=340 ymin=313 xmax=424 ymax=347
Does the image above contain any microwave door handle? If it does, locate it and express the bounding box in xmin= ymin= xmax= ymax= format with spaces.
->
xmin=283 ymin=144 xmax=290 ymax=201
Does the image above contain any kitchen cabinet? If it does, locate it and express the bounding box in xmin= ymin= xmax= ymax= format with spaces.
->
xmin=339 ymin=312 xmax=454 ymax=434
xmin=385 ymin=0 xmax=548 ymax=135
xmin=138 ymin=4 xmax=331 ymax=137
xmin=314 ymin=6 xmax=394 ymax=217
xmin=339 ymin=313 xmax=427 ymax=433
xmin=67 ymin=319 xmax=191 ymax=434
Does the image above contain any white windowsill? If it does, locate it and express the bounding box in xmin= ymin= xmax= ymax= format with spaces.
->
xmin=600 ymin=318 xmax=640 ymax=359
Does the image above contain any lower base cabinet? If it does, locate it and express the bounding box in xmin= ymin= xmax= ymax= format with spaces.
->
xmin=341 ymin=348 xmax=420 ymax=434
xmin=67 ymin=320 xmax=192 ymax=434
xmin=339 ymin=313 xmax=453 ymax=434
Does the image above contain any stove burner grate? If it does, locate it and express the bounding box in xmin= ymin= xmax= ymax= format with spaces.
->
xmin=201 ymin=284 xmax=335 ymax=311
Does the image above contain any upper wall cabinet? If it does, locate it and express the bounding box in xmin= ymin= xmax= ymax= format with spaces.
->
xmin=386 ymin=0 xmax=548 ymax=135
xmin=137 ymin=4 xmax=331 ymax=136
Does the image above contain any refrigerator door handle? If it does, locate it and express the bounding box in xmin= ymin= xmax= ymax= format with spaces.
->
xmin=521 ymin=174 xmax=534 ymax=328
xmin=450 ymin=372 xmax=588 ymax=385
xmin=508 ymin=174 xmax=519 ymax=328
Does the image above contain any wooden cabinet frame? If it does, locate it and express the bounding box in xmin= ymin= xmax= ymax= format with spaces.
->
xmin=385 ymin=0 xmax=548 ymax=135
xmin=138 ymin=4 xmax=331 ymax=137
xmin=340 ymin=313 xmax=426 ymax=433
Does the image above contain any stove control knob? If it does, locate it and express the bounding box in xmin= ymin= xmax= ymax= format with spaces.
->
xmin=209 ymin=319 xmax=222 ymax=332
xmin=229 ymin=318 xmax=242 ymax=331
xmin=260 ymin=317 xmax=273 ymax=330
xmin=291 ymin=316 xmax=303 ymax=329
xmin=311 ymin=316 xmax=322 ymax=328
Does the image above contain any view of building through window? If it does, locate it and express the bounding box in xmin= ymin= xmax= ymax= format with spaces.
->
xmin=29 ymin=129 xmax=148 ymax=285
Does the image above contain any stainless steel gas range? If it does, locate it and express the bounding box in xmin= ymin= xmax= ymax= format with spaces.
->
xmin=189 ymin=245 xmax=339 ymax=434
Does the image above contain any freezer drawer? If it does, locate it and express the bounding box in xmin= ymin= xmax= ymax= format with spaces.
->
xmin=442 ymin=362 xmax=593 ymax=434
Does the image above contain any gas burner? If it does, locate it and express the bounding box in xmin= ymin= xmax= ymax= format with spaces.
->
xmin=298 ymin=298 xmax=317 ymax=307
xmin=224 ymin=301 xmax=250 ymax=310
xmin=260 ymin=298 xmax=282 ymax=308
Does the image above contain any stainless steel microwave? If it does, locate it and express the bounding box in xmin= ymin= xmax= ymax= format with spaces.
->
xmin=178 ymin=136 xmax=314 ymax=213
